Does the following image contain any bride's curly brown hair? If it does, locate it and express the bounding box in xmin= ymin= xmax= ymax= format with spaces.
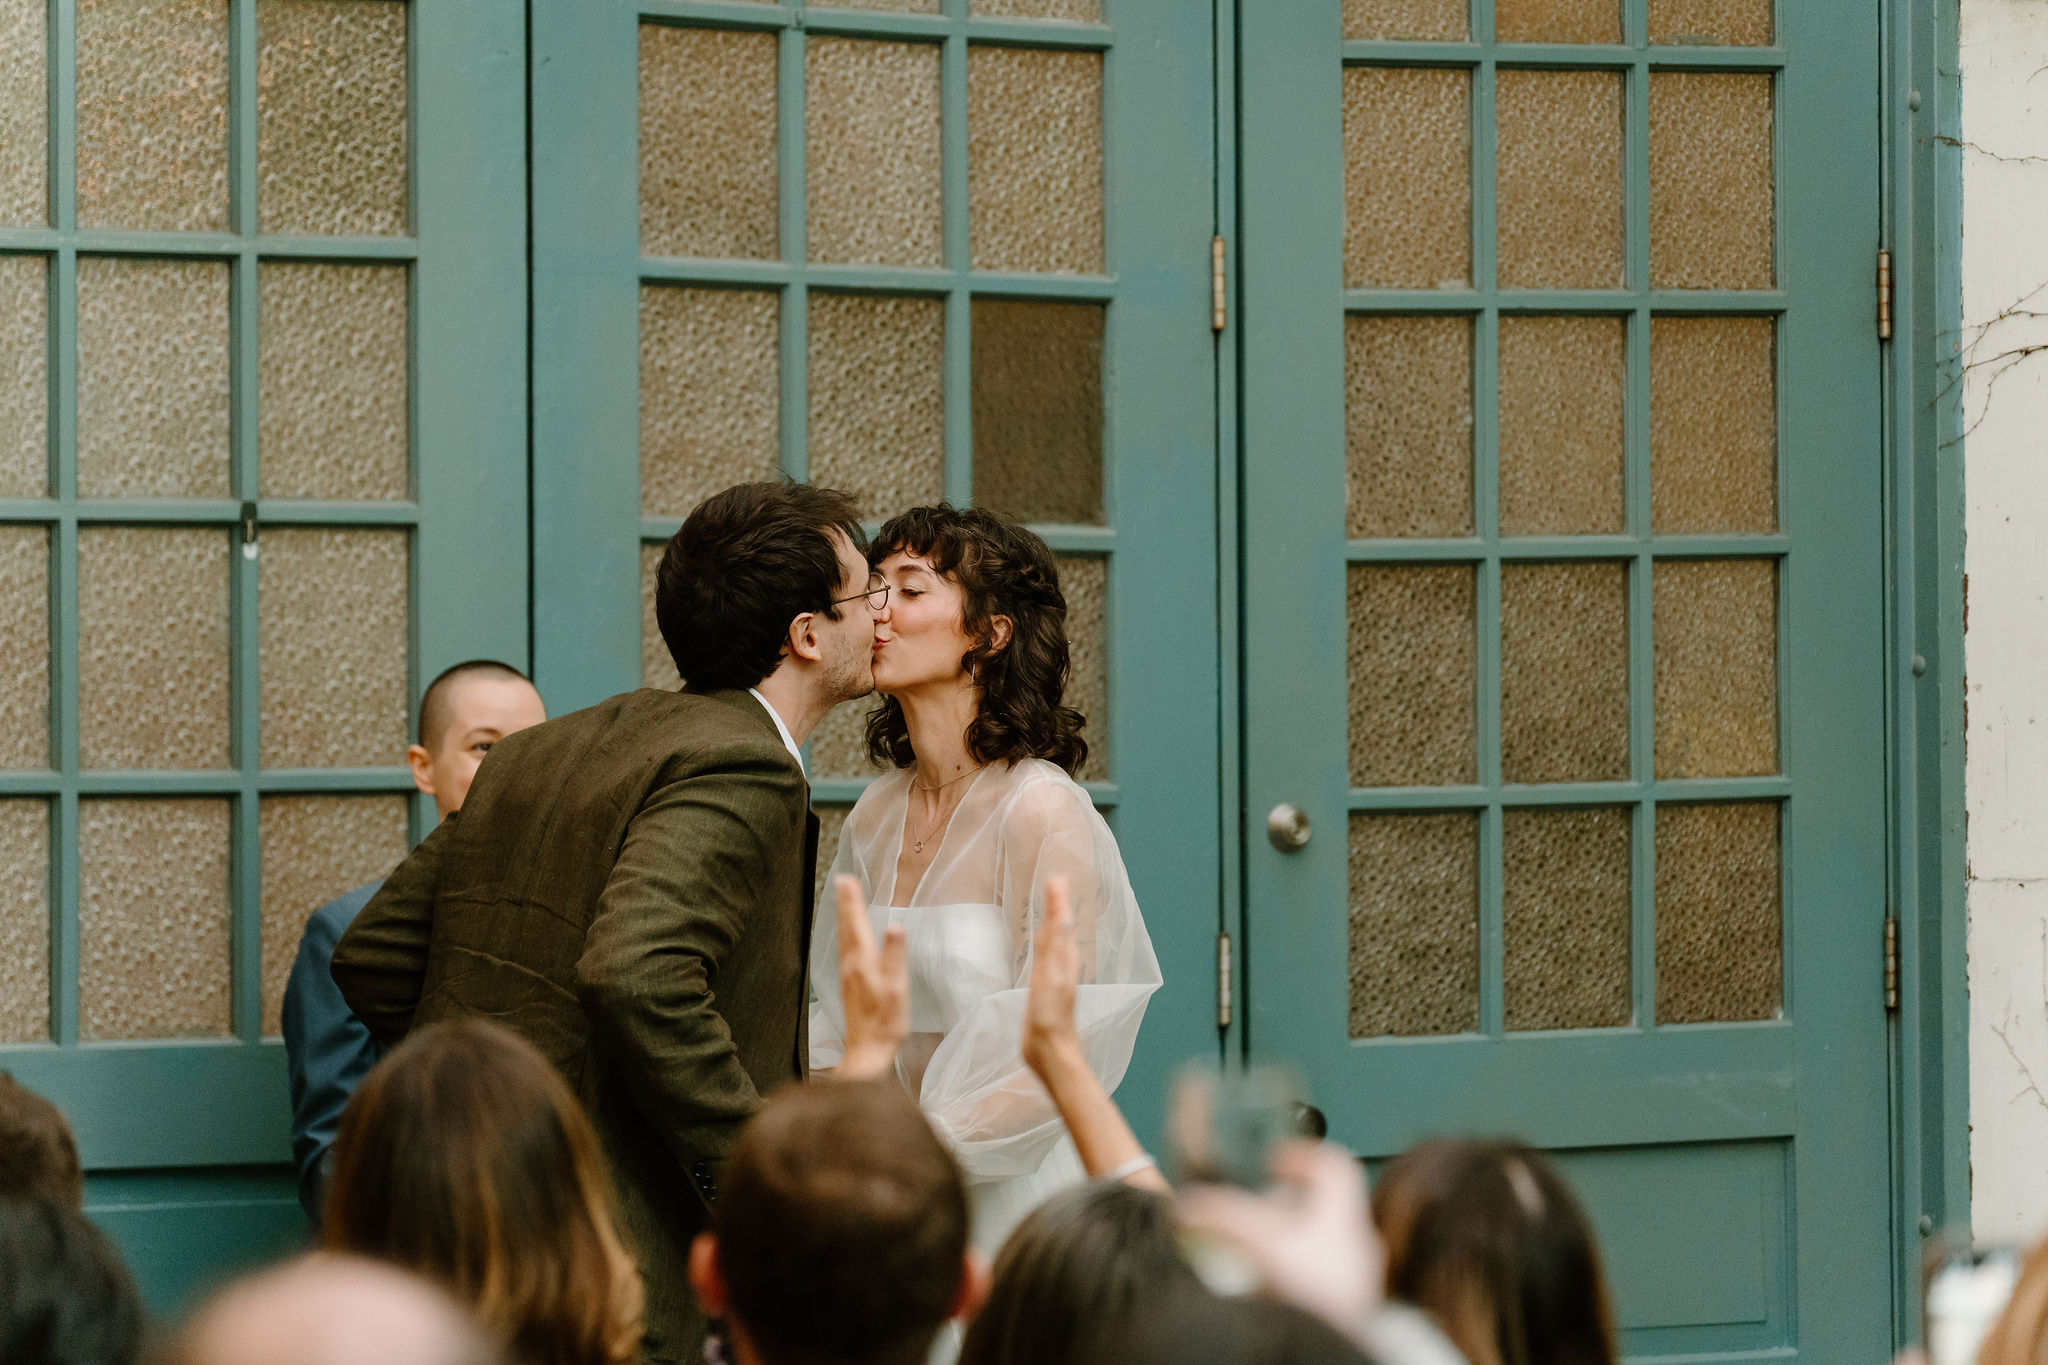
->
xmin=863 ymin=505 xmax=1089 ymax=776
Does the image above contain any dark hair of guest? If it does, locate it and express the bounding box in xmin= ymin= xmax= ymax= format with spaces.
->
xmin=1373 ymin=1139 xmax=1618 ymax=1365
xmin=862 ymin=505 xmax=1088 ymax=774
xmin=0 ymin=1197 xmax=144 ymax=1365
xmin=959 ymin=1182 xmax=1200 ymax=1365
xmin=0 ymin=1073 xmax=83 ymax=1208
xmin=323 ymin=1020 xmax=644 ymax=1365
xmin=656 ymin=481 xmax=866 ymax=693
xmin=714 ymin=1080 xmax=967 ymax=1365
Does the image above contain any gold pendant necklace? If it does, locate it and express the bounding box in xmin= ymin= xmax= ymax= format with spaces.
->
xmin=910 ymin=765 xmax=983 ymax=855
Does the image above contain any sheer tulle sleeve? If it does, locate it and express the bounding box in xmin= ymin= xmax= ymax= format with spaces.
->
xmin=916 ymin=774 xmax=1161 ymax=1181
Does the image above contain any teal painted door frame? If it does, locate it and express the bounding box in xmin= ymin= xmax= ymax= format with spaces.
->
xmin=1234 ymin=1 xmax=1893 ymax=1358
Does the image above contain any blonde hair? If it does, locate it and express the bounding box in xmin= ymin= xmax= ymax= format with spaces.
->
xmin=1977 ymin=1239 xmax=2048 ymax=1365
xmin=323 ymin=1020 xmax=643 ymax=1365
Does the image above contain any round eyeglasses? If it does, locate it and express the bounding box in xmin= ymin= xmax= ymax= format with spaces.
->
xmin=831 ymin=580 xmax=891 ymax=612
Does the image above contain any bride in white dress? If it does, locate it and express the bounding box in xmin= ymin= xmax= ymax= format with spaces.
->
xmin=807 ymin=506 xmax=1161 ymax=1254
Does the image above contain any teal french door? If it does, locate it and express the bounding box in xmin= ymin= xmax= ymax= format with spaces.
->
xmin=527 ymin=0 xmax=1222 ymax=1130
xmin=1238 ymin=0 xmax=1890 ymax=1358
xmin=0 ymin=0 xmax=526 ymax=1309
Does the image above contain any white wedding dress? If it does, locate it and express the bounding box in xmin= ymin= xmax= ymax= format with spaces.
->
xmin=808 ymin=758 xmax=1162 ymax=1254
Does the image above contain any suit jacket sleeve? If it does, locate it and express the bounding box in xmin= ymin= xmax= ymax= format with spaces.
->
xmin=331 ymin=813 xmax=456 ymax=1047
xmin=283 ymin=885 xmax=385 ymax=1222
xmin=576 ymin=743 xmax=805 ymax=1172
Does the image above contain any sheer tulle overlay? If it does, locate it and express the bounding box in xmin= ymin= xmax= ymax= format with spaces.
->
xmin=809 ymin=758 xmax=1161 ymax=1250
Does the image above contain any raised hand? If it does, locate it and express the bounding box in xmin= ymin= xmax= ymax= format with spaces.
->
xmin=1023 ymin=875 xmax=1082 ymax=1078
xmin=833 ymin=874 xmax=909 ymax=1082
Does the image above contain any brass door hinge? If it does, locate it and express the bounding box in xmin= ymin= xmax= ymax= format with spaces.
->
xmin=1877 ymin=249 xmax=1894 ymax=340
xmin=1884 ymin=916 xmax=1899 ymax=1012
xmin=1217 ymin=931 xmax=1233 ymax=1031
xmin=1211 ymin=235 xmax=1227 ymax=333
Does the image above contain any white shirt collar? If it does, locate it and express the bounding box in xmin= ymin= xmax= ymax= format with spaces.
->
xmin=747 ymin=688 xmax=806 ymax=775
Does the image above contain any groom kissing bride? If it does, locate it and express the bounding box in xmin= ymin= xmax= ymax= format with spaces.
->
xmin=331 ymin=481 xmax=1160 ymax=1364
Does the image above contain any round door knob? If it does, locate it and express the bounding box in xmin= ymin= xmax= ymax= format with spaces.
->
xmin=1267 ymin=803 xmax=1312 ymax=853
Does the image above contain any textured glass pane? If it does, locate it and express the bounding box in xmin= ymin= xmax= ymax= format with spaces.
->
xmin=1499 ymin=317 xmax=1625 ymax=536
xmin=260 ymin=529 xmax=408 ymax=768
xmin=260 ymin=263 xmax=408 ymax=500
xmin=1651 ymin=317 xmax=1776 ymax=533
xmin=642 ymin=541 xmax=681 ymax=692
xmin=1346 ymin=315 xmax=1472 ymax=539
xmin=1650 ymin=0 xmax=1772 ymax=45
xmin=257 ymin=0 xmax=407 ymax=236
xmin=0 ymin=801 xmax=49 ymax=1042
xmin=77 ymin=256 xmax=231 ymax=499
xmin=808 ymin=39 xmax=941 ymax=268
xmin=1348 ymin=565 xmax=1477 ymax=787
xmin=1343 ymin=0 xmax=1466 ymax=40
xmin=1504 ymin=807 xmax=1631 ymax=1030
xmin=639 ymin=24 xmax=778 ymax=260
xmin=971 ymin=299 xmax=1104 ymax=525
xmin=968 ymin=47 xmax=1104 ymax=275
xmin=1349 ymin=812 xmax=1479 ymax=1038
xmin=641 ymin=286 xmax=780 ymax=518
xmin=814 ymin=806 xmax=850 ymax=912
xmin=0 ymin=0 xmax=46 ymax=225
xmin=0 ymin=254 xmax=48 ymax=495
xmin=259 ymin=794 xmax=408 ymax=1035
xmin=1061 ymin=555 xmax=1108 ymax=783
xmin=1344 ymin=67 xmax=1471 ymax=290
xmin=971 ymin=0 xmax=1099 ymax=18
xmin=1497 ymin=0 xmax=1620 ymax=41
xmin=79 ymin=798 xmax=232 ymax=1040
xmin=79 ymin=528 xmax=230 ymax=769
xmin=0 ymin=527 xmax=49 ymax=770
xmin=810 ymin=700 xmax=882 ymax=780
xmin=1656 ymin=802 xmax=1781 ymax=1023
xmin=76 ymin=0 xmax=228 ymax=231
xmin=1653 ymin=559 xmax=1777 ymax=778
xmin=1501 ymin=562 xmax=1628 ymax=784
xmin=1650 ymin=74 xmax=1774 ymax=289
xmin=1497 ymin=70 xmax=1624 ymax=290
xmin=807 ymin=293 xmax=945 ymax=518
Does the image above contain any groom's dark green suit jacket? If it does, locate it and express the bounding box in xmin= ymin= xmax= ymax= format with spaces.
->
xmin=330 ymin=686 xmax=819 ymax=1364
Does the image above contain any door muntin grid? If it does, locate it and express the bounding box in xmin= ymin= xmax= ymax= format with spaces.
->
xmin=633 ymin=1 xmax=1118 ymax=830
xmin=0 ymin=0 xmax=420 ymax=1049
xmin=1339 ymin=2 xmax=1788 ymax=1040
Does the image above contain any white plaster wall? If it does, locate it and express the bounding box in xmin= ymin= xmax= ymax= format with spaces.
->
xmin=1962 ymin=0 xmax=2048 ymax=1245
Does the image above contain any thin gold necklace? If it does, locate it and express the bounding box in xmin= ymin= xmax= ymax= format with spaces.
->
xmin=909 ymin=765 xmax=983 ymax=855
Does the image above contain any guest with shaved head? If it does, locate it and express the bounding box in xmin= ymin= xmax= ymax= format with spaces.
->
xmin=283 ymin=660 xmax=547 ymax=1221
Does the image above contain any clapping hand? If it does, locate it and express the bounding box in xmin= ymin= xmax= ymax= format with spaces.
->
xmin=833 ymin=874 xmax=909 ymax=1082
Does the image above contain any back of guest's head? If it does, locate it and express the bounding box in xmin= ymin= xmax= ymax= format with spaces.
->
xmin=656 ymin=481 xmax=865 ymax=692
xmin=1976 ymin=1236 xmax=2048 ymax=1365
xmin=960 ymin=1180 xmax=1202 ymax=1365
xmin=1372 ymin=1139 xmax=1617 ymax=1365
xmin=707 ymin=1080 xmax=967 ymax=1365
xmin=170 ymin=1253 xmax=502 ymax=1365
xmin=0 ymin=1197 xmax=143 ymax=1365
xmin=322 ymin=1021 xmax=642 ymax=1365
xmin=1075 ymin=1279 xmax=1377 ymax=1365
xmin=0 ymin=1073 xmax=83 ymax=1207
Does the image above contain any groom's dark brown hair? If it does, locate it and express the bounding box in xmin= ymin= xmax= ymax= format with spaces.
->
xmin=707 ymin=1080 xmax=968 ymax=1365
xmin=656 ymin=481 xmax=865 ymax=692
